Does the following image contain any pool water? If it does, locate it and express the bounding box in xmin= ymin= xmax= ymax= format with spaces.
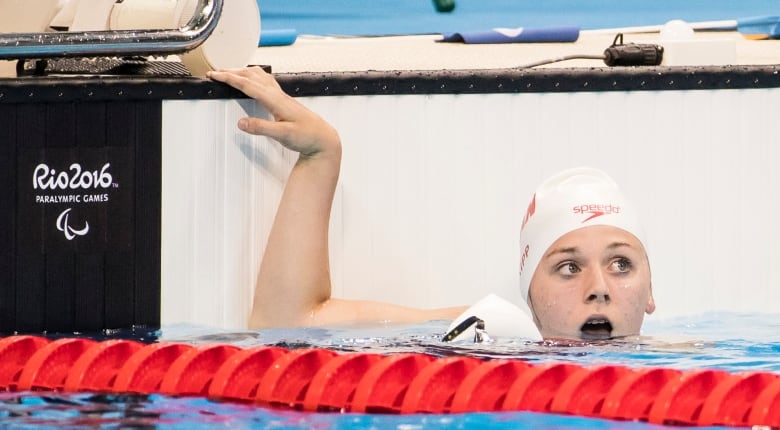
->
xmin=258 ymin=0 xmax=780 ymax=36
xmin=165 ymin=310 xmax=780 ymax=373
xmin=1 ymin=311 xmax=778 ymax=429
xmin=0 ymin=393 xmax=733 ymax=430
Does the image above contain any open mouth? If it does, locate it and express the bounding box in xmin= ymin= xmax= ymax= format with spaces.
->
xmin=580 ymin=317 xmax=613 ymax=340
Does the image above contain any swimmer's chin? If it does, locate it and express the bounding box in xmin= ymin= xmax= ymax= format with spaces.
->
xmin=539 ymin=329 xmax=641 ymax=345
xmin=541 ymin=335 xmax=627 ymax=347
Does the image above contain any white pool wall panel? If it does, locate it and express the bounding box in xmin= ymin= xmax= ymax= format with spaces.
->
xmin=161 ymin=89 xmax=780 ymax=329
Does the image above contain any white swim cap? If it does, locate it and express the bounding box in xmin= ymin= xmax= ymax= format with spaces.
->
xmin=518 ymin=167 xmax=647 ymax=304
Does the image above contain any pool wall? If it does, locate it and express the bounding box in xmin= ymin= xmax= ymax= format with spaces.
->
xmin=160 ymin=68 xmax=780 ymax=329
xmin=1 ymin=66 xmax=778 ymax=332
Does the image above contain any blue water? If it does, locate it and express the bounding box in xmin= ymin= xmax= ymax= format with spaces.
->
xmin=0 ymin=394 xmax=740 ymax=430
xmin=0 ymin=393 xmax=731 ymax=430
xmin=164 ymin=311 xmax=780 ymax=373
xmin=257 ymin=0 xmax=780 ymax=36
xmin=3 ymin=311 xmax=779 ymax=429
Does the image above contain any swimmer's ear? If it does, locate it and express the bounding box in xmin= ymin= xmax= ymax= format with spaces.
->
xmin=645 ymin=284 xmax=656 ymax=314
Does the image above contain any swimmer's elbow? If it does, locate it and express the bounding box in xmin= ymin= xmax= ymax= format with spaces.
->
xmin=247 ymin=300 xmax=325 ymax=329
xmin=247 ymin=312 xmax=269 ymax=330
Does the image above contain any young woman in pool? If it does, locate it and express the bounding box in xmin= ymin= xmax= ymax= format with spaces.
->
xmin=207 ymin=66 xmax=656 ymax=342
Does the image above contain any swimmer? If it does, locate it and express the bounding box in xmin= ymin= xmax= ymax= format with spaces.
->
xmin=207 ymin=67 xmax=655 ymax=342
xmin=517 ymin=168 xmax=655 ymax=341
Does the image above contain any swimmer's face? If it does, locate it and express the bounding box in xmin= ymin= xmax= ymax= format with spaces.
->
xmin=527 ymin=225 xmax=655 ymax=341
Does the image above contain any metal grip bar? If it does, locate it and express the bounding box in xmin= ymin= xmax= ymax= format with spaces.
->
xmin=0 ymin=0 xmax=222 ymax=60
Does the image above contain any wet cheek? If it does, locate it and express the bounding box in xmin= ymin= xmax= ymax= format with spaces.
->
xmin=615 ymin=289 xmax=649 ymax=332
xmin=531 ymin=294 xmax=554 ymax=326
xmin=534 ymin=291 xmax=560 ymax=313
xmin=616 ymin=282 xmax=646 ymax=302
xmin=620 ymin=310 xmax=643 ymax=333
xmin=537 ymin=297 xmax=578 ymax=329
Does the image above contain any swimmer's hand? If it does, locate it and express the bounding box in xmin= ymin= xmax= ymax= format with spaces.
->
xmin=207 ymin=67 xmax=341 ymax=160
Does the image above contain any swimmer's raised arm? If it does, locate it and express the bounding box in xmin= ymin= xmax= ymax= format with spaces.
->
xmin=209 ymin=67 xmax=465 ymax=328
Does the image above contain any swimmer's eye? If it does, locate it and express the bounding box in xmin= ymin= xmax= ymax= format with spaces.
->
xmin=609 ymin=257 xmax=633 ymax=273
xmin=555 ymin=261 xmax=581 ymax=276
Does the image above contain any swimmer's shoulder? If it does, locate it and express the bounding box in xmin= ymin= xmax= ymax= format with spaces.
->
xmin=626 ymin=334 xmax=712 ymax=352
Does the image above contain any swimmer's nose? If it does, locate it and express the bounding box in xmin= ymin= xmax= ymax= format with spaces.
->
xmin=584 ymin=269 xmax=611 ymax=304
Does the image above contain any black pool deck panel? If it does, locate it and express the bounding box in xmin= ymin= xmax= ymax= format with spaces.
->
xmin=0 ymin=101 xmax=162 ymax=333
xmin=0 ymin=71 xmax=246 ymax=335
xmin=1 ymin=63 xmax=780 ymax=334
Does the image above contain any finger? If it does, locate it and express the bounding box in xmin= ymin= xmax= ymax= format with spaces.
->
xmin=208 ymin=67 xmax=280 ymax=93
xmin=207 ymin=68 xmax=282 ymax=108
xmin=207 ymin=69 xmax=260 ymax=96
xmin=237 ymin=116 xmax=272 ymax=136
xmin=238 ymin=116 xmax=294 ymax=144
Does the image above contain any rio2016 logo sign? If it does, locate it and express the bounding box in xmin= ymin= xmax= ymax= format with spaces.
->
xmin=33 ymin=163 xmax=113 ymax=191
xmin=32 ymin=162 xmax=116 ymax=241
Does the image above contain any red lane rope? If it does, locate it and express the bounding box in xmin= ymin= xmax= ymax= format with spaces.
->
xmin=0 ymin=335 xmax=777 ymax=427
